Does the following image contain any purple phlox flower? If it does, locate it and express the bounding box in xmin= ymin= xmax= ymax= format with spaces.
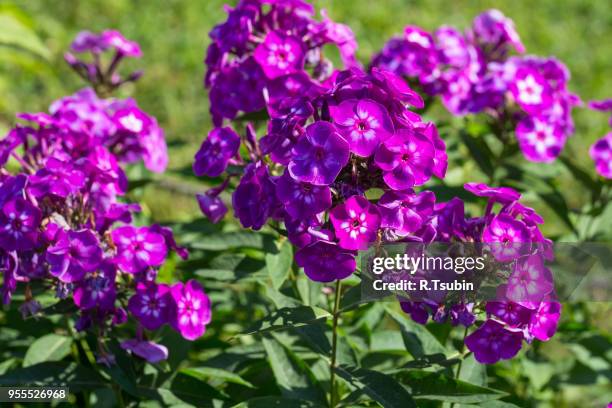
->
xmin=375 ymin=129 xmax=435 ymax=190
xmin=378 ymin=190 xmax=435 ymax=237
xmin=19 ymin=299 xmax=42 ymax=319
xmin=464 ymin=182 xmax=521 ymax=205
xmin=465 ymin=319 xmax=523 ymax=364
xmin=404 ymin=25 xmax=434 ymax=50
xmin=128 ymin=282 xmax=174 ymax=331
xmin=50 ymin=88 xmax=115 ymax=140
xmin=266 ymin=72 xmax=320 ymax=108
xmin=113 ymin=106 xmax=152 ymax=136
xmin=260 ymin=115 xmax=304 ymax=165
xmin=486 ymin=301 xmax=533 ymax=327
xmin=472 ymin=9 xmax=525 ymax=55
xmin=0 ymin=128 xmax=25 ymax=168
xmin=1 ymin=250 xmax=18 ymax=305
xmin=283 ymin=214 xmax=330 ymax=249
xmin=71 ymin=31 xmax=106 ymax=53
xmin=371 ymin=68 xmax=425 ymax=108
xmin=86 ymin=146 xmax=128 ymax=194
xmin=47 ymin=229 xmax=103 ymax=283
xmin=232 ymin=161 xmax=278 ymax=230
xmin=171 ymin=280 xmax=211 ymax=341
xmin=112 ymin=307 xmax=128 ymax=325
xmin=516 ymin=116 xmax=566 ymax=162
xmin=110 ymin=106 xmax=169 ymax=173
xmin=254 ymin=30 xmax=305 ymax=79
xmin=209 ymin=58 xmax=266 ymax=126
xmin=482 ymin=214 xmax=530 ymax=262
xmin=197 ymin=192 xmax=228 ymax=224
xmin=432 ymin=197 xmax=466 ymax=241
xmin=111 ymin=226 xmax=168 ymax=274
xmin=589 ymin=133 xmax=612 ymax=179
xmin=588 ymin=98 xmax=612 ymax=112
xmin=288 ymin=121 xmax=349 ymax=185
xmin=28 ymin=158 xmax=86 ymax=199
xmin=75 ymin=313 xmax=92 ymax=332
xmin=17 ymin=251 xmax=47 ymax=280
xmin=314 ymin=9 xmax=359 ymax=68
xmin=208 ymin=3 xmax=257 ymax=53
xmin=506 ymin=255 xmax=554 ymax=302
xmin=588 ymin=98 xmax=612 ymax=126
xmin=193 ymin=127 xmax=241 ymax=177
xmin=510 ymin=68 xmax=552 ymax=114
xmin=120 ymin=339 xmax=168 ymax=363
xmin=0 ymin=198 xmax=41 ymax=251
xmin=94 ymin=202 xmax=140 ymax=234
xmin=440 ymin=72 xmax=474 ymax=115
xmin=101 ymin=30 xmax=142 ymax=57
xmin=400 ymin=301 xmax=430 ymax=324
xmin=295 ymin=240 xmax=356 ymax=282
xmin=0 ymin=174 xmax=27 ymax=208
xmin=418 ymin=122 xmax=447 ymax=178
xmin=527 ymin=301 xmax=561 ymax=341
xmin=140 ymin=121 xmax=168 ymax=173
xmin=74 ymin=263 xmax=117 ymax=310
xmin=435 ymin=26 xmax=471 ymax=68
xmin=276 ymin=170 xmax=331 ymax=219
xmin=330 ymin=195 xmax=380 ymax=250
xmin=330 ymin=98 xmax=394 ymax=157
xmin=150 ymin=224 xmax=189 ymax=260
xmin=267 ymin=95 xmax=314 ymax=122
xmin=449 ymin=303 xmax=476 ymax=327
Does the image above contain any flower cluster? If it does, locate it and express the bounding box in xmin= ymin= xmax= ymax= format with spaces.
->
xmin=197 ymin=3 xmax=564 ymax=366
xmin=205 ymin=0 xmax=358 ymax=125
xmin=196 ymin=66 xmax=447 ymax=281
xmin=398 ymin=182 xmax=560 ymax=364
xmin=588 ymin=99 xmax=612 ymax=178
xmin=371 ymin=9 xmax=581 ymax=163
xmin=0 ymin=31 xmax=210 ymax=365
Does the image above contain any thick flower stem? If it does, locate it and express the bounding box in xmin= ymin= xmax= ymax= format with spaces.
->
xmin=329 ymin=279 xmax=342 ymax=408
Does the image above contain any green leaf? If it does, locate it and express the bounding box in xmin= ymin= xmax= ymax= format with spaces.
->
xmin=385 ymin=307 xmax=447 ymax=358
xmin=334 ymin=364 xmax=416 ymax=408
xmin=181 ymin=366 xmax=255 ymax=388
xmin=398 ymin=370 xmax=506 ymax=403
xmin=165 ymin=372 xmax=228 ymax=405
xmin=262 ymin=336 xmax=327 ymax=404
xmin=189 ymin=231 xmax=276 ymax=251
xmin=266 ymin=239 xmax=293 ymax=289
xmin=459 ymin=354 xmax=487 ymax=386
xmin=0 ymin=12 xmax=50 ymax=60
xmin=232 ymin=396 xmax=324 ymax=408
xmin=23 ymin=334 xmax=72 ymax=367
xmin=0 ymin=362 xmax=105 ymax=391
xmin=559 ymin=156 xmax=599 ymax=193
xmin=242 ymin=306 xmax=331 ymax=336
xmin=459 ymin=130 xmax=495 ymax=176
xmin=536 ymin=189 xmax=577 ymax=234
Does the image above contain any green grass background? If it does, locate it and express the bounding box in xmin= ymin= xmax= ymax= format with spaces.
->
xmin=1 ymin=0 xmax=611 ymax=226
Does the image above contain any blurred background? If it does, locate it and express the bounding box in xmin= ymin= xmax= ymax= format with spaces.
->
xmin=1 ymin=0 xmax=611 ymax=228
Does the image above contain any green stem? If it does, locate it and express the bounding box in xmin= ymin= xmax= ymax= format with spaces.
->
xmin=450 ymin=325 xmax=470 ymax=408
xmin=329 ymin=279 xmax=342 ymax=408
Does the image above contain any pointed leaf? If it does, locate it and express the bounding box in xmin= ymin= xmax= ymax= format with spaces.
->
xmin=334 ymin=364 xmax=416 ymax=408
xmin=262 ymin=337 xmax=326 ymax=404
xmin=23 ymin=334 xmax=72 ymax=367
xmin=242 ymin=306 xmax=331 ymax=336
